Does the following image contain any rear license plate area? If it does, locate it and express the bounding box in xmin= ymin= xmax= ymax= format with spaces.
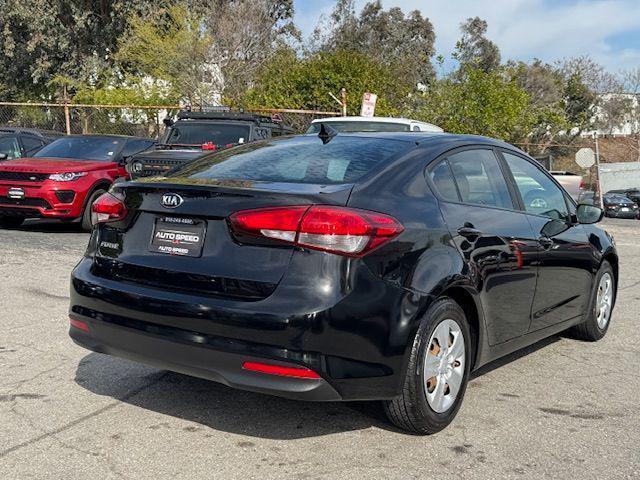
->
xmin=150 ymin=216 xmax=206 ymax=257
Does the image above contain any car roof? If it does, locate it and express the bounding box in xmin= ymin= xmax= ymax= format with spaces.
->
xmin=301 ymin=131 xmax=518 ymax=150
xmin=0 ymin=126 xmax=64 ymax=137
xmin=310 ymin=116 xmax=444 ymax=132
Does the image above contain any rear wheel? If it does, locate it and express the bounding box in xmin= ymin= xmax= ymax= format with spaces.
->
xmin=80 ymin=189 xmax=107 ymax=232
xmin=384 ymin=298 xmax=471 ymax=434
xmin=0 ymin=216 xmax=24 ymax=228
xmin=571 ymin=261 xmax=615 ymax=341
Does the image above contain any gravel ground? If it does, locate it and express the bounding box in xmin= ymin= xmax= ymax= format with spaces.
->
xmin=0 ymin=218 xmax=638 ymax=479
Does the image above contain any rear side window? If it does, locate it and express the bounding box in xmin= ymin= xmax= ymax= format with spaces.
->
xmin=428 ymin=161 xmax=459 ymax=202
xmin=429 ymin=149 xmax=513 ymax=209
xmin=168 ymin=136 xmax=411 ymax=185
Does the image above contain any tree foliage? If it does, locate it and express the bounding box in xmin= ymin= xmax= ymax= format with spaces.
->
xmin=313 ymin=0 xmax=436 ymax=86
xmin=417 ymin=68 xmax=532 ymax=143
xmin=242 ymin=49 xmax=410 ymax=116
xmin=0 ymin=0 xmax=165 ymax=99
xmin=453 ymin=17 xmax=501 ymax=73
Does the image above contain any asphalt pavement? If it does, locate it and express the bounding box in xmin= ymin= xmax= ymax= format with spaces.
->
xmin=0 ymin=218 xmax=638 ymax=479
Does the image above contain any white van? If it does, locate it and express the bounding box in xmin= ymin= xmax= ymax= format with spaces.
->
xmin=306 ymin=116 xmax=444 ymax=134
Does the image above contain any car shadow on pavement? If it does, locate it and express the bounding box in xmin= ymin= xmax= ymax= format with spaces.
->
xmin=17 ymin=219 xmax=84 ymax=233
xmin=74 ymin=334 xmax=566 ymax=439
xmin=74 ymin=353 xmax=396 ymax=439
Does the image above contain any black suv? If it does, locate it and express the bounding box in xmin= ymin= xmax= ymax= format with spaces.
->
xmin=0 ymin=127 xmax=64 ymax=161
xmin=128 ymin=110 xmax=294 ymax=179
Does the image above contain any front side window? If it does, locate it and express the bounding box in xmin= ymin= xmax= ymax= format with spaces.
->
xmin=435 ymin=149 xmax=513 ymax=209
xmin=502 ymin=151 xmax=569 ymax=220
xmin=0 ymin=136 xmax=21 ymax=159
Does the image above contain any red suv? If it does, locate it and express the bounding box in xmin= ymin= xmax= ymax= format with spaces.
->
xmin=0 ymin=135 xmax=154 ymax=230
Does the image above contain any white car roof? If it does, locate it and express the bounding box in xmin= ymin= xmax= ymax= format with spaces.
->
xmin=310 ymin=116 xmax=444 ymax=132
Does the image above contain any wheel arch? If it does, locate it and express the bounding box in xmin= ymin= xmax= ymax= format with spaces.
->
xmin=439 ymin=286 xmax=484 ymax=371
xmin=80 ymin=180 xmax=111 ymax=213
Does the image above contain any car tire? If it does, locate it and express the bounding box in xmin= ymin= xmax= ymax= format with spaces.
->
xmin=80 ymin=188 xmax=107 ymax=232
xmin=383 ymin=297 xmax=471 ymax=434
xmin=0 ymin=216 xmax=25 ymax=228
xmin=570 ymin=261 xmax=615 ymax=341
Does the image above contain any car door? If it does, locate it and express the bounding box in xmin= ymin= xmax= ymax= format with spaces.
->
xmin=499 ymin=150 xmax=594 ymax=331
xmin=427 ymin=147 xmax=539 ymax=345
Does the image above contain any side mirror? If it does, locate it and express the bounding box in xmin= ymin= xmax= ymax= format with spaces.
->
xmin=576 ymin=204 xmax=604 ymax=224
xmin=0 ymin=153 xmax=8 ymax=161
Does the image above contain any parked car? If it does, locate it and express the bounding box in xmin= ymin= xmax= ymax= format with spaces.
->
xmin=603 ymin=192 xmax=639 ymax=219
xmin=578 ymin=190 xmax=599 ymax=206
xmin=69 ymin=132 xmax=616 ymax=434
xmin=549 ymin=170 xmax=583 ymax=201
xmin=128 ymin=109 xmax=294 ymax=179
xmin=0 ymin=134 xmax=155 ymax=230
xmin=607 ymin=187 xmax=640 ymax=207
xmin=306 ymin=116 xmax=443 ymax=133
xmin=0 ymin=126 xmax=63 ymax=161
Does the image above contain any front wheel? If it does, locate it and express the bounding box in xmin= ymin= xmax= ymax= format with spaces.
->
xmin=80 ymin=189 xmax=107 ymax=232
xmin=570 ymin=261 xmax=615 ymax=341
xmin=0 ymin=216 xmax=25 ymax=228
xmin=384 ymin=298 xmax=471 ymax=434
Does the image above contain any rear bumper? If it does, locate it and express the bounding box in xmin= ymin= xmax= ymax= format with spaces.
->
xmin=69 ymin=313 xmax=341 ymax=401
xmin=70 ymin=256 xmax=416 ymax=401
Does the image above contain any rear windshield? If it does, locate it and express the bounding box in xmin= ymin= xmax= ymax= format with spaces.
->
xmin=34 ymin=137 xmax=124 ymax=161
xmin=164 ymin=135 xmax=410 ymax=185
xmin=306 ymin=121 xmax=410 ymax=133
xmin=164 ymin=122 xmax=251 ymax=146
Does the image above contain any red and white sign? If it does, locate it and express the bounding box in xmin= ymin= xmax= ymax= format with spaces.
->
xmin=360 ymin=92 xmax=378 ymax=117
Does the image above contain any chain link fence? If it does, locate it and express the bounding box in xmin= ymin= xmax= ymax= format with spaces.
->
xmin=0 ymin=102 xmax=339 ymax=138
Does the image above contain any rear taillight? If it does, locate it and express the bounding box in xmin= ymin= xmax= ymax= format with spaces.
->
xmin=201 ymin=142 xmax=217 ymax=151
xmin=579 ymin=180 xmax=585 ymax=190
xmin=229 ymin=205 xmax=403 ymax=257
xmin=91 ymin=192 xmax=127 ymax=225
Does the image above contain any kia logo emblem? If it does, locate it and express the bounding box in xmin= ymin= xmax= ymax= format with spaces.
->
xmin=161 ymin=193 xmax=183 ymax=208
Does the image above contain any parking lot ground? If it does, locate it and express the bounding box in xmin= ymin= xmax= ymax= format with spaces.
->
xmin=0 ymin=218 xmax=639 ymax=479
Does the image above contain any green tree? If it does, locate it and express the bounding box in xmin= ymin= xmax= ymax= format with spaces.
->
xmin=313 ymin=0 xmax=436 ymax=86
xmin=418 ymin=68 xmax=532 ymax=143
xmin=506 ymin=59 xmax=569 ymax=152
xmin=116 ymin=5 xmax=215 ymax=106
xmin=243 ymin=49 xmax=411 ymax=116
xmin=0 ymin=0 xmax=165 ymax=99
xmin=453 ymin=17 xmax=501 ymax=73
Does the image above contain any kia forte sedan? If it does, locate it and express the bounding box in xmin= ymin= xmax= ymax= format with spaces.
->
xmin=69 ymin=131 xmax=617 ymax=434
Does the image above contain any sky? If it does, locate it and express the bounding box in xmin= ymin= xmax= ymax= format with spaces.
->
xmin=293 ymin=0 xmax=640 ymax=74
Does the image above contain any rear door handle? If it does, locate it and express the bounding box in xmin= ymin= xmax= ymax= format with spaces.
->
xmin=538 ymin=236 xmax=553 ymax=249
xmin=457 ymin=226 xmax=482 ymax=239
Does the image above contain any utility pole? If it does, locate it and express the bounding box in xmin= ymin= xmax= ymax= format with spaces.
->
xmin=63 ymin=85 xmax=71 ymax=135
xmin=594 ymin=132 xmax=603 ymax=209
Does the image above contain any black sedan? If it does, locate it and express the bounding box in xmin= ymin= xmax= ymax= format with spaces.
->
xmin=69 ymin=131 xmax=617 ymax=434
xmin=603 ymin=193 xmax=639 ymax=219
